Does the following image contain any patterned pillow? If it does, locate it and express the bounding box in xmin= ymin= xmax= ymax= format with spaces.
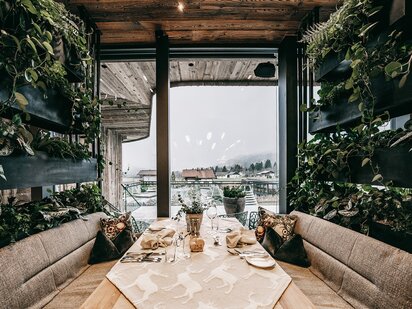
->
xmin=256 ymin=206 xmax=297 ymax=242
xmin=101 ymin=212 xmax=132 ymax=240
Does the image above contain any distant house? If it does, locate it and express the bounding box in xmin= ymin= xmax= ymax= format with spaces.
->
xmin=226 ymin=171 xmax=243 ymax=179
xmin=257 ymin=170 xmax=275 ymax=179
xmin=138 ymin=170 xmax=157 ymax=182
xmin=216 ymin=172 xmax=229 ymax=179
xmin=182 ymin=168 xmax=216 ymax=181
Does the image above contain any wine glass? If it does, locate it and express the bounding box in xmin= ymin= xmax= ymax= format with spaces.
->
xmin=206 ymin=203 xmax=218 ymax=232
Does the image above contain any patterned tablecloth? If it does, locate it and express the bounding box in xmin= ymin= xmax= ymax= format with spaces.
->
xmin=106 ymin=217 xmax=291 ymax=309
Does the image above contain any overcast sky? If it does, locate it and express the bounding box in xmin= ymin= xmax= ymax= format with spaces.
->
xmin=123 ymin=86 xmax=278 ymax=172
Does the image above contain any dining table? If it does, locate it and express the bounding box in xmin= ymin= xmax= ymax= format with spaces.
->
xmin=81 ymin=217 xmax=315 ymax=309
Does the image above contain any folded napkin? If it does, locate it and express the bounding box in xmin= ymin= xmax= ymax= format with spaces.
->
xmin=226 ymin=227 xmax=257 ymax=248
xmin=140 ymin=228 xmax=176 ymax=249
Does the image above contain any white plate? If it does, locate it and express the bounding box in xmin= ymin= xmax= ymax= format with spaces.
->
xmin=245 ymin=256 xmax=276 ymax=268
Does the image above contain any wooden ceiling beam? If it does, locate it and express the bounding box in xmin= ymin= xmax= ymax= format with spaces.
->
xmin=100 ymin=30 xmax=292 ymax=44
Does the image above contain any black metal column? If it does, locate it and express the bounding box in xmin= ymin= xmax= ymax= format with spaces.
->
xmin=156 ymin=31 xmax=170 ymax=217
xmin=278 ymin=37 xmax=298 ymax=214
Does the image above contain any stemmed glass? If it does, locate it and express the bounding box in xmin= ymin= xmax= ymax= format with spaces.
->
xmin=206 ymin=203 xmax=218 ymax=233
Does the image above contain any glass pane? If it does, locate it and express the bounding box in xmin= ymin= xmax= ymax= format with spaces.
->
xmin=170 ymin=85 xmax=279 ymax=218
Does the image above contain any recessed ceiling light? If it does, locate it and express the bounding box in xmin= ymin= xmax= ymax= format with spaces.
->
xmin=188 ymin=63 xmax=194 ymax=67
xmin=101 ymin=64 xmax=108 ymax=69
xmin=177 ymin=2 xmax=185 ymax=12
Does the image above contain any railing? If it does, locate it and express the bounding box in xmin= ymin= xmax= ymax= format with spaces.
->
xmin=121 ymin=183 xmax=142 ymax=212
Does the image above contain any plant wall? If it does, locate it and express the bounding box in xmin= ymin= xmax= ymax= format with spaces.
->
xmin=291 ymin=0 xmax=412 ymax=236
xmin=0 ymin=0 xmax=103 ymax=179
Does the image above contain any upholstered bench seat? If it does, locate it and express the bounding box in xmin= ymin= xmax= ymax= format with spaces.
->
xmin=0 ymin=212 xmax=111 ymax=309
xmin=283 ymin=211 xmax=412 ymax=309
xmin=278 ymin=261 xmax=353 ymax=309
xmin=44 ymin=260 xmax=116 ymax=309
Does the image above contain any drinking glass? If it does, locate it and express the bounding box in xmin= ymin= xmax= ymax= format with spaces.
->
xmin=206 ymin=203 xmax=218 ymax=232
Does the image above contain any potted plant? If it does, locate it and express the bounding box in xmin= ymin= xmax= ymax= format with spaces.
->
xmin=174 ymin=191 xmax=206 ymax=232
xmin=223 ymin=186 xmax=246 ymax=215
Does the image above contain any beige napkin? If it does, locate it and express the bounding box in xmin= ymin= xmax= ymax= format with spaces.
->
xmin=226 ymin=227 xmax=257 ymax=248
xmin=140 ymin=228 xmax=176 ymax=249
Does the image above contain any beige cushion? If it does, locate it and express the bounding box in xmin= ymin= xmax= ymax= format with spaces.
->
xmin=291 ymin=211 xmax=412 ymax=309
xmin=0 ymin=212 xmax=107 ymax=309
xmin=278 ymin=260 xmax=353 ymax=309
xmin=44 ymin=260 xmax=116 ymax=309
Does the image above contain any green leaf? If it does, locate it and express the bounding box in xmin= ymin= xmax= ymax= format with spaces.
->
xmin=358 ymin=22 xmax=378 ymax=38
xmin=37 ymin=81 xmax=47 ymax=91
xmin=345 ymin=78 xmax=353 ymax=90
xmin=367 ymin=6 xmax=383 ymax=17
xmin=361 ymin=158 xmax=370 ymax=167
xmin=26 ymin=37 xmax=37 ymax=53
xmin=345 ymin=48 xmax=351 ymax=61
xmin=9 ymin=35 xmax=21 ymax=51
xmin=33 ymin=23 xmax=42 ymax=35
xmin=399 ymin=74 xmax=408 ymax=88
xmin=42 ymin=41 xmax=54 ymax=55
xmin=372 ymin=174 xmax=383 ymax=183
xmin=385 ymin=62 xmax=402 ymax=76
xmin=21 ymin=0 xmax=37 ymax=15
xmin=45 ymin=31 xmax=52 ymax=42
xmin=15 ymin=92 xmax=28 ymax=109
xmin=299 ymin=104 xmax=308 ymax=112
xmin=349 ymin=92 xmax=359 ymax=103
xmin=358 ymin=102 xmax=364 ymax=111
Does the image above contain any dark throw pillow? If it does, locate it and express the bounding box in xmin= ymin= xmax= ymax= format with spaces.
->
xmin=261 ymin=227 xmax=310 ymax=268
xmin=274 ymin=234 xmax=310 ymax=268
xmin=261 ymin=227 xmax=283 ymax=256
xmin=89 ymin=231 xmax=120 ymax=264
xmin=113 ymin=228 xmax=135 ymax=255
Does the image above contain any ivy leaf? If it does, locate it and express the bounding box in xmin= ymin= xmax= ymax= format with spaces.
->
xmin=345 ymin=78 xmax=354 ymax=90
xmin=42 ymin=41 xmax=54 ymax=55
xmin=358 ymin=102 xmax=364 ymax=111
xmin=384 ymin=62 xmax=402 ymax=76
xmin=358 ymin=22 xmax=378 ymax=38
xmin=299 ymin=104 xmax=308 ymax=112
xmin=367 ymin=6 xmax=383 ymax=17
xmin=399 ymin=74 xmax=408 ymax=88
xmin=349 ymin=91 xmax=359 ymax=103
xmin=21 ymin=0 xmax=38 ymax=15
xmin=361 ymin=158 xmax=370 ymax=167
xmin=371 ymin=174 xmax=383 ymax=183
xmin=15 ymin=92 xmax=28 ymax=110
xmin=26 ymin=37 xmax=37 ymax=53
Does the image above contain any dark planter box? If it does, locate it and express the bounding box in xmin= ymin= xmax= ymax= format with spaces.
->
xmin=309 ymin=74 xmax=412 ymax=133
xmin=315 ymin=51 xmax=352 ymax=83
xmin=318 ymin=146 xmax=412 ymax=188
xmin=369 ymin=221 xmax=412 ymax=253
xmin=0 ymin=79 xmax=73 ymax=133
xmin=0 ymin=152 xmax=97 ymax=190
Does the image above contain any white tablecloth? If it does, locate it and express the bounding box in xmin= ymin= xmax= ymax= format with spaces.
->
xmin=106 ymin=217 xmax=291 ymax=309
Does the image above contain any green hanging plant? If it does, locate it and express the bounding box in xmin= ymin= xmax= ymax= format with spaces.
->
xmin=0 ymin=0 xmax=100 ymax=142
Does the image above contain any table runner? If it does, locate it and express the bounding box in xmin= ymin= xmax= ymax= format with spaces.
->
xmin=106 ymin=217 xmax=291 ymax=309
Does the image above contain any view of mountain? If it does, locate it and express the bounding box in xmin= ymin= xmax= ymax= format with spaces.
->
xmin=218 ymin=152 xmax=277 ymax=169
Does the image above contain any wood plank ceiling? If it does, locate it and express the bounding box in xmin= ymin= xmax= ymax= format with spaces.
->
xmin=67 ymin=0 xmax=341 ymax=46
xmin=68 ymin=0 xmax=341 ymax=142
xmin=100 ymin=59 xmax=278 ymax=142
